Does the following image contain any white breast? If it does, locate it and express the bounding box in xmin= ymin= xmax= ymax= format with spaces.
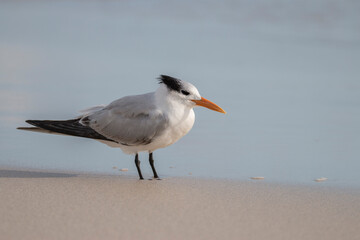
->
xmin=155 ymin=108 xmax=195 ymax=148
xmin=104 ymin=87 xmax=196 ymax=154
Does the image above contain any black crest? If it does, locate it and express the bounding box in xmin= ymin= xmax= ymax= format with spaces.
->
xmin=158 ymin=75 xmax=182 ymax=92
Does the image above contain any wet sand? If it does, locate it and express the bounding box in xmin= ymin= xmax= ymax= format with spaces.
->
xmin=0 ymin=169 xmax=359 ymax=240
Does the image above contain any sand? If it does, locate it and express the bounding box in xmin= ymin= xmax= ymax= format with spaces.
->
xmin=0 ymin=169 xmax=359 ymax=240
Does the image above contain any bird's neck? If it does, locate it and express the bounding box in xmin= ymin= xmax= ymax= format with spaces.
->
xmin=155 ymin=86 xmax=192 ymax=119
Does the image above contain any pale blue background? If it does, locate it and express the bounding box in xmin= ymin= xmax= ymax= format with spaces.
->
xmin=1 ymin=0 xmax=359 ymax=187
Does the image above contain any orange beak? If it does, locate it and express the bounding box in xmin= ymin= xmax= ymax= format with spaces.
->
xmin=192 ymin=97 xmax=226 ymax=114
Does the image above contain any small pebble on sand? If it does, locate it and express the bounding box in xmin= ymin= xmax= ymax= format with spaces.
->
xmin=119 ymin=168 xmax=128 ymax=172
xmin=314 ymin=177 xmax=327 ymax=182
xmin=250 ymin=177 xmax=265 ymax=180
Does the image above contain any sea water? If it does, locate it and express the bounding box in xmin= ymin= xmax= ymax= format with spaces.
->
xmin=1 ymin=0 xmax=359 ymax=187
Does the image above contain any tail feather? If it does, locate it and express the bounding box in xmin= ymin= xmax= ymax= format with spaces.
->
xmin=17 ymin=126 xmax=81 ymax=136
xmin=21 ymin=118 xmax=115 ymax=142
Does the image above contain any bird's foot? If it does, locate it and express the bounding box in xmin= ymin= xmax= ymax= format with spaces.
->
xmin=148 ymin=177 xmax=162 ymax=181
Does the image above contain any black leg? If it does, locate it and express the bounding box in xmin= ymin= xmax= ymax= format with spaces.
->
xmin=149 ymin=152 xmax=160 ymax=179
xmin=134 ymin=154 xmax=144 ymax=180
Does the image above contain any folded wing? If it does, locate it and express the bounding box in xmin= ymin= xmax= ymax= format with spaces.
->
xmin=80 ymin=93 xmax=168 ymax=146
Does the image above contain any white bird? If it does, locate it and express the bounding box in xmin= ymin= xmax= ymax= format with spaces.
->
xmin=18 ymin=75 xmax=226 ymax=179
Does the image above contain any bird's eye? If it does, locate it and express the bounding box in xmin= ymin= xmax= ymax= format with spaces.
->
xmin=181 ymin=90 xmax=190 ymax=96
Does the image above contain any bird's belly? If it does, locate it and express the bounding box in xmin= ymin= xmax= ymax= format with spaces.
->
xmin=108 ymin=110 xmax=195 ymax=154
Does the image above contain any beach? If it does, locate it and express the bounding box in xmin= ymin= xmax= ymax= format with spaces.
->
xmin=1 ymin=1 xmax=360 ymax=239
xmin=1 ymin=169 xmax=359 ymax=240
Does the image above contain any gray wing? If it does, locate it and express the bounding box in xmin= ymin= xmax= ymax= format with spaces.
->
xmin=80 ymin=93 xmax=168 ymax=146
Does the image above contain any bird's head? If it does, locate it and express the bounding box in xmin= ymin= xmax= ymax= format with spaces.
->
xmin=158 ymin=75 xmax=226 ymax=114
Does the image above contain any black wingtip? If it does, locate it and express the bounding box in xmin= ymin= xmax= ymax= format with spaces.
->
xmin=18 ymin=120 xmax=39 ymax=130
xmin=17 ymin=127 xmax=39 ymax=130
xmin=20 ymin=118 xmax=116 ymax=142
xmin=25 ymin=120 xmax=39 ymax=127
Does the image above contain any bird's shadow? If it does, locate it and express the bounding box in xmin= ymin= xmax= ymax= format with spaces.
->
xmin=0 ymin=169 xmax=78 ymax=178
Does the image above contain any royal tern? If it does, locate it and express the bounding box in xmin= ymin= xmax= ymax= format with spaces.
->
xmin=18 ymin=75 xmax=226 ymax=179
